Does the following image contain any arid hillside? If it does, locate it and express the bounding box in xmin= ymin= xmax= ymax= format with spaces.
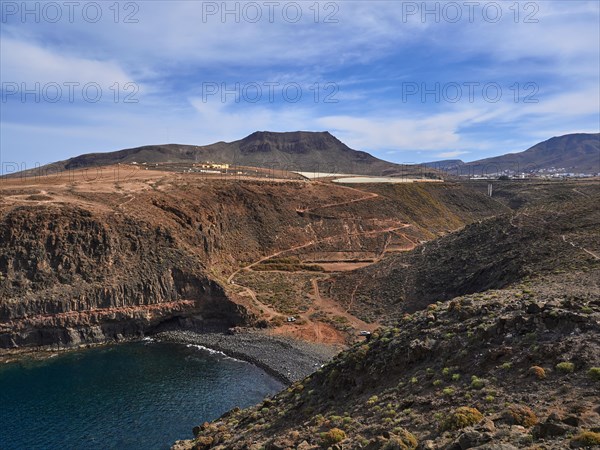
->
xmin=321 ymin=184 xmax=600 ymax=322
xmin=0 ymin=167 xmax=501 ymax=350
xmin=176 ymin=268 xmax=600 ymax=450
xmin=3 ymin=165 xmax=599 ymax=450
xmin=174 ymin=187 xmax=600 ymax=450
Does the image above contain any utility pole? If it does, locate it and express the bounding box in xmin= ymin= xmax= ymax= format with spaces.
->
xmin=488 ymin=182 xmax=493 ymax=197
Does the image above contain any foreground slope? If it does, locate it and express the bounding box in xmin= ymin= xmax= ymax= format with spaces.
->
xmin=175 ymin=192 xmax=600 ymax=450
xmin=175 ymin=268 xmax=600 ymax=449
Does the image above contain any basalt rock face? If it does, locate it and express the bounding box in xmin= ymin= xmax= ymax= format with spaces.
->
xmin=0 ymin=205 xmax=246 ymax=350
xmin=0 ymin=176 xmax=504 ymax=351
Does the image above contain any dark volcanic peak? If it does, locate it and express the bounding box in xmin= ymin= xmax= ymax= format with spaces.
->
xmin=243 ymin=130 xmax=335 ymax=142
xmin=13 ymin=131 xmax=440 ymax=178
xmin=229 ymin=130 xmax=401 ymax=173
xmin=237 ymin=131 xmax=343 ymax=155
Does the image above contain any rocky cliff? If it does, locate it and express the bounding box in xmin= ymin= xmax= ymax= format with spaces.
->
xmin=0 ymin=204 xmax=246 ymax=349
xmin=0 ymin=170 xmax=503 ymax=352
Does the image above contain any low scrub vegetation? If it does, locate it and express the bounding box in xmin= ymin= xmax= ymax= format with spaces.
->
xmin=440 ymin=407 xmax=483 ymax=431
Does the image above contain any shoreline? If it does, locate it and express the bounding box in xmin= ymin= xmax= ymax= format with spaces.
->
xmin=153 ymin=330 xmax=343 ymax=384
xmin=0 ymin=329 xmax=343 ymax=385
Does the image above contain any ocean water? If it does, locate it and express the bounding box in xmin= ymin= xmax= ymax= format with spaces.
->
xmin=0 ymin=341 xmax=283 ymax=450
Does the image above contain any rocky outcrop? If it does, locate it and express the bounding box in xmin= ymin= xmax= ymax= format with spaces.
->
xmin=0 ymin=205 xmax=247 ymax=351
xmin=0 ymin=178 xmax=504 ymax=351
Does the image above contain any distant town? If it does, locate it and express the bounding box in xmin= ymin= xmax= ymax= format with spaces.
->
xmin=426 ymin=164 xmax=599 ymax=180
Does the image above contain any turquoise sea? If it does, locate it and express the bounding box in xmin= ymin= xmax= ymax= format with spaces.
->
xmin=0 ymin=341 xmax=283 ymax=450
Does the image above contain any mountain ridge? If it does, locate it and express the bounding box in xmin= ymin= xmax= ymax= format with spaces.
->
xmin=424 ymin=132 xmax=600 ymax=174
xmin=14 ymin=131 xmax=437 ymax=178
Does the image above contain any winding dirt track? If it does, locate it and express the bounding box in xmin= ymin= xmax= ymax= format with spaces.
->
xmin=297 ymin=190 xmax=379 ymax=214
xmin=562 ymin=235 xmax=600 ymax=260
xmin=228 ymin=184 xmax=411 ymax=340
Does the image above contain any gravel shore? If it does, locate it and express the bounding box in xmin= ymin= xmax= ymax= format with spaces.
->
xmin=154 ymin=330 xmax=343 ymax=384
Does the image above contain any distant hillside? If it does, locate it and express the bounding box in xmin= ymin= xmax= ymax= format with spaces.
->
xmin=424 ymin=133 xmax=600 ymax=175
xmin=15 ymin=131 xmax=438 ymax=178
xmin=422 ymin=159 xmax=465 ymax=171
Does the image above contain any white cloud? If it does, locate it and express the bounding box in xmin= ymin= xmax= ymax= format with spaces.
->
xmin=188 ymin=97 xmax=316 ymax=142
xmin=316 ymin=108 xmax=483 ymax=151
xmin=0 ymin=37 xmax=137 ymax=87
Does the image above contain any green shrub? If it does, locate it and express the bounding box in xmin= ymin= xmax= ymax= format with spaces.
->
xmin=440 ymin=407 xmax=483 ymax=431
xmin=470 ymin=376 xmax=485 ymax=389
xmin=452 ymin=373 xmax=461 ymax=381
xmin=433 ymin=379 xmax=443 ymax=387
xmin=328 ymin=415 xmax=343 ymax=427
xmin=556 ymin=362 xmax=575 ymax=373
xmin=442 ymin=388 xmax=455 ymax=396
xmin=571 ymin=431 xmax=600 ymax=446
xmin=588 ymin=367 xmax=600 ymax=381
xmin=384 ymin=409 xmax=397 ymax=418
xmin=313 ymin=414 xmax=325 ymax=426
xmin=320 ymin=428 xmax=346 ymax=446
xmin=382 ymin=428 xmax=418 ymax=449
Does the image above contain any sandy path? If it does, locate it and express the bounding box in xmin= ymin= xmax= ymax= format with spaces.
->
xmin=227 ymin=185 xmax=407 ymax=341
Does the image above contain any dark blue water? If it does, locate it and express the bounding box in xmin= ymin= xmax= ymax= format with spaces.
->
xmin=0 ymin=341 xmax=283 ymax=450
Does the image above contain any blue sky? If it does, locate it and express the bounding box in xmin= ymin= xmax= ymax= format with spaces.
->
xmin=1 ymin=0 xmax=599 ymax=169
